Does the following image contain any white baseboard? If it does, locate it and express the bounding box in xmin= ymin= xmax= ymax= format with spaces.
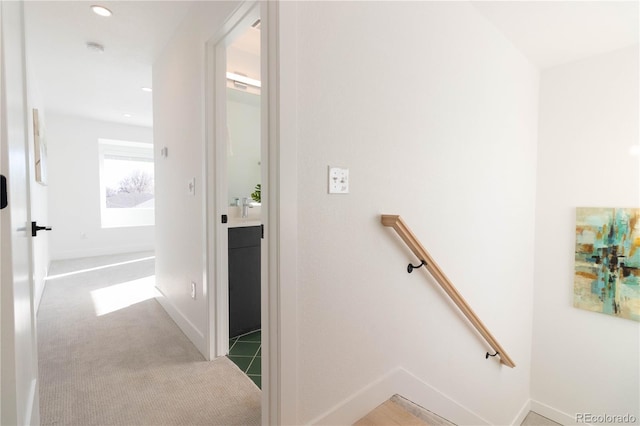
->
xmin=35 ymin=263 xmax=48 ymax=315
xmin=511 ymin=399 xmax=532 ymax=426
xmin=531 ymin=400 xmax=584 ymax=426
xmin=154 ymin=287 xmax=207 ymax=357
xmin=309 ymin=368 xmax=400 ymax=426
xmin=35 ymin=279 xmax=44 ymax=314
xmin=24 ymin=378 xmax=38 ymax=426
xmin=309 ymin=367 xmax=491 ymax=426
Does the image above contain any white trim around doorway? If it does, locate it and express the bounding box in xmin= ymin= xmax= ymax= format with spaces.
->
xmin=204 ymin=2 xmax=299 ymax=424
xmin=262 ymin=2 xmax=299 ymax=424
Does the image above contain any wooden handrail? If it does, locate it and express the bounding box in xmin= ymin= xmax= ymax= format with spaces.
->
xmin=381 ymin=214 xmax=516 ymax=368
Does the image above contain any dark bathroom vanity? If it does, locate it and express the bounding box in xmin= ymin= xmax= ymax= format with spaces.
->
xmin=228 ymin=225 xmax=261 ymax=338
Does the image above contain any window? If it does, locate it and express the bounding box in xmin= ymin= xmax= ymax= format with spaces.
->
xmin=99 ymin=139 xmax=154 ymax=228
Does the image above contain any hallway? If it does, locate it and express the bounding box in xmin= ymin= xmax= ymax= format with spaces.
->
xmin=38 ymin=252 xmax=260 ymax=425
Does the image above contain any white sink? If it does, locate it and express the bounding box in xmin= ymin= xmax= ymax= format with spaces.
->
xmin=228 ymin=205 xmax=261 ymax=228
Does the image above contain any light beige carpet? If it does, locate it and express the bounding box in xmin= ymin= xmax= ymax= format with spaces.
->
xmin=38 ymin=252 xmax=261 ymax=426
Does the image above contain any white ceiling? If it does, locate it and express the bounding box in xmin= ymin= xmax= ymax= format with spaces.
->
xmin=230 ymin=24 xmax=260 ymax=58
xmin=23 ymin=1 xmax=639 ymax=129
xmin=227 ymin=24 xmax=261 ymax=93
xmin=473 ymin=1 xmax=639 ymax=69
xmin=24 ymin=1 xmax=195 ymax=128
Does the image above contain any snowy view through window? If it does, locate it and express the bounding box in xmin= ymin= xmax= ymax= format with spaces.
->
xmin=99 ymin=139 xmax=154 ymax=228
xmin=103 ymin=157 xmax=154 ymax=209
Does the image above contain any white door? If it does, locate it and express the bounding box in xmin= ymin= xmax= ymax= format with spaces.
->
xmin=0 ymin=1 xmax=40 ymax=424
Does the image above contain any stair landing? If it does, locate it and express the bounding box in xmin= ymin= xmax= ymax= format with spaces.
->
xmin=354 ymin=395 xmax=455 ymax=426
xmin=355 ymin=395 xmax=563 ymax=426
xmin=354 ymin=400 xmax=428 ymax=426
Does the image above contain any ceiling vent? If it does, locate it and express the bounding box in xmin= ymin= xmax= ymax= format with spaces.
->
xmin=86 ymin=41 xmax=105 ymax=53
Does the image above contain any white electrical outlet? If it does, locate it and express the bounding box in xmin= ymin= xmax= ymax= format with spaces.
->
xmin=328 ymin=166 xmax=349 ymax=194
xmin=191 ymin=282 xmax=196 ymax=299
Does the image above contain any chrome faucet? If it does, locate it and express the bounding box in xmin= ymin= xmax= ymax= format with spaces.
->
xmin=241 ymin=197 xmax=252 ymax=218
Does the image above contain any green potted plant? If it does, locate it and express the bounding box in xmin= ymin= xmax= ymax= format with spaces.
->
xmin=251 ymin=184 xmax=261 ymax=203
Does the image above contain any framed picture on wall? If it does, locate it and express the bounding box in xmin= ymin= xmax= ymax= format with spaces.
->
xmin=33 ymin=108 xmax=47 ymax=185
xmin=574 ymin=207 xmax=640 ymax=322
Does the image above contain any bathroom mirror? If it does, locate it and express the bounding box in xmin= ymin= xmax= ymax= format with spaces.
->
xmin=227 ymin=87 xmax=261 ymax=206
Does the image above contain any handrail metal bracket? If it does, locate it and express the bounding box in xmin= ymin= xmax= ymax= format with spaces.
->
xmin=407 ymin=260 xmax=426 ymax=273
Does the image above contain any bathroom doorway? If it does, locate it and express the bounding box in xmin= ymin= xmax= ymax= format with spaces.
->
xmin=225 ymin=19 xmax=262 ymax=388
xmin=205 ymin=1 xmax=263 ymax=387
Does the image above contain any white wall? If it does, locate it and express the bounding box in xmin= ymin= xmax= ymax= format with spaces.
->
xmin=155 ymin=2 xmax=638 ymax=424
xmin=227 ymin=88 xmax=260 ymax=205
xmin=532 ymin=46 xmax=640 ymax=424
xmin=46 ymin=113 xmax=154 ymax=260
xmin=24 ymin=18 xmax=49 ymax=310
xmin=284 ymin=2 xmax=539 ymax=424
xmin=153 ymin=0 xmax=240 ymax=356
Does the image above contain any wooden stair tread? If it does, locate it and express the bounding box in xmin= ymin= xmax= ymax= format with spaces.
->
xmin=354 ymin=400 xmax=430 ymax=426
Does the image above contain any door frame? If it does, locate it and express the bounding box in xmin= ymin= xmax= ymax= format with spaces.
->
xmin=205 ymin=0 xmax=259 ymax=361
xmin=204 ymin=1 xmax=278 ymax=423
xmin=205 ymin=2 xmax=298 ymax=424
xmin=264 ymin=2 xmax=298 ymax=423
xmin=0 ymin=3 xmax=5 ymax=421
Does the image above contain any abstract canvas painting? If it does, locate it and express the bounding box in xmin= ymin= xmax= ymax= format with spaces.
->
xmin=574 ymin=207 xmax=640 ymax=321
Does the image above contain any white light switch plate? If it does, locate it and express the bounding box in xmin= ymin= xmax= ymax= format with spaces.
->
xmin=328 ymin=166 xmax=349 ymax=194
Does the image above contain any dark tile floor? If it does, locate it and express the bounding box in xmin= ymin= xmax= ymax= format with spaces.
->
xmin=227 ymin=330 xmax=261 ymax=389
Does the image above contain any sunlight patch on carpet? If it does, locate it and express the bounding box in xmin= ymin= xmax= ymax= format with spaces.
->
xmin=91 ymin=275 xmax=160 ymax=316
xmin=46 ymin=256 xmax=156 ymax=281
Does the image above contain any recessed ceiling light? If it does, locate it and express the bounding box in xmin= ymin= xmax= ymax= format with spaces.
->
xmin=91 ymin=5 xmax=112 ymax=17
xmin=141 ymin=87 xmax=152 ymax=93
xmin=123 ymin=113 xmax=132 ymax=118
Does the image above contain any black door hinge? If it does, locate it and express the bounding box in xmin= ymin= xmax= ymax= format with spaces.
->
xmin=1 ymin=175 xmax=7 ymax=209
